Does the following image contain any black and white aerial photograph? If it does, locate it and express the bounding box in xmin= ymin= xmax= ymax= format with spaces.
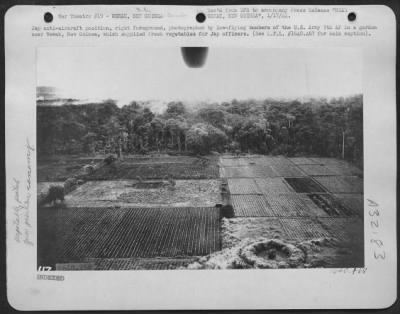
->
xmin=37 ymin=47 xmax=364 ymax=271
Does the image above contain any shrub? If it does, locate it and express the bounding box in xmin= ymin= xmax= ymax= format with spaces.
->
xmin=40 ymin=185 xmax=65 ymax=206
xmin=83 ymin=164 xmax=94 ymax=173
xmin=64 ymin=177 xmax=80 ymax=194
xmin=104 ymin=154 xmax=117 ymax=165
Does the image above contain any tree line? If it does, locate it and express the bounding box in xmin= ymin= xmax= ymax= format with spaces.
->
xmin=37 ymin=95 xmax=363 ymax=166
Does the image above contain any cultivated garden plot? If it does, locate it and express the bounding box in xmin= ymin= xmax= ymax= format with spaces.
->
xmin=248 ymin=166 xmax=279 ymax=177
xmin=317 ymin=217 xmax=363 ymax=243
xmin=270 ymin=165 xmax=306 ymax=177
xmin=284 ymin=177 xmax=326 ymax=193
xmin=84 ymin=157 xmax=219 ymax=180
xmin=81 ymin=257 xmax=197 ymax=270
xmin=333 ymin=194 xmax=364 ymax=216
xmin=314 ymin=176 xmax=364 ymax=194
xmin=310 ymin=157 xmax=363 ymax=176
xmin=38 ymin=206 xmax=221 ymax=269
xmin=230 ymin=195 xmax=276 ymax=217
xmin=278 ymin=218 xmax=332 ymax=240
xmin=121 ymin=155 xmax=195 ymax=164
xmin=307 ymin=193 xmax=353 ymax=217
xmin=65 ymin=180 xmax=221 ymax=207
xmin=227 ymin=178 xmax=261 ymax=194
xmin=38 ymin=207 xmax=127 ymax=267
xmin=297 ymin=164 xmax=338 ymax=176
xmin=263 ymin=193 xmax=325 ymax=217
xmin=220 ymin=166 xmax=251 ymax=178
xmin=324 ymin=164 xmax=363 ymax=176
xmin=220 ymin=165 xmax=278 ymax=178
xmin=255 ymin=178 xmax=294 ymax=194
xmin=265 ymin=157 xmax=307 ymax=177
xmin=249 ymin=156 xmax=290 ymax=167
xmin=36 ymin=154 xmax=364 ymax=270
xmin=317 ymin=216 xmax=365 ymax=266
xmin=220 ymin=157 xmax=252 ymax=167
xmin=288 ymin=157 xmax=319 ymax=165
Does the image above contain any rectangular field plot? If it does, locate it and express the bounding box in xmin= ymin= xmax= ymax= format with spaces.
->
xmin=228 ymin=179 xmax=260 ymax=194
xmin=122 ymin=156 xmax=194 ymax=164
xmin=38 ymin=207 xmax=127 ymax=267
xmin=310 ymin=157 xmax=350 ymax=166
xmin=334 ymin=194 xmax=364 ymax=216
xmin=264 ymin=193 xmax=324 ymax=217
xmin=220 ymin=158 xmax=241 ymax=167
xmin=271 ymin=164 xmax=306 ymax=177
xmin=324 ymin=164 xmax=363 ymax=176
xmin=67 ymin=180 xmax=130 ymax=202
xmin=317 ymin=217 xmax=364 ymax=243
xmin=310 ymin=158 xmax=363 ymax=175
xmin=66 ymin=180 xmax=221 ymax=207
xmin=220 ymin=167 xmax=251 ymax=178
xmin=221 ymin=166 xmax=277 ymax=178
xmin=284 ymin=177 xmax=326 ymax=193
xmin=249 ymin=156 xmax=288 ymax=167
xmin=289 ymin=157 xmax=318 ymax=165
xmin=248 ymin=156 xmax=273 ymax=166
xmin=231 ymin=195 xmax=276 ymax=217
xmin=314 ymin=176 xmax=363 ymax=194
xmin=255 ymin=178 xmax=294 ymax=194
xmin=38 ymin=207 xmax=221 ymax=268
xmin=248 ymin=166 xmax=278 ymax=177
xmin=220 ymin=157 xmax=251 ymax=167
xmin=297 ymin=164 xmax=338 ymax=176
xmin=279 ymin=218 xmax=331 ymax=240
xmin=82 ymin=257 xmax=196 ymax=271
xmin=85 ymin=159 xmax=219 ymax=180
xmin=307 ymin=194 xmax=353 ymax=217
xmin=98 ymin=207 xmax=220 ymax=258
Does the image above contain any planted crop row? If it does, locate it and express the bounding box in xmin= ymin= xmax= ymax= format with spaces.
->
xmin=228 ymin=178 xmax=261 ymax=194
xmin=255 ymin=178 xmax=294 ymax=194
xmin=231 ymin=195 xmax=276 ymax=217
xmin=279 ymin=218 xmax=331 ymax=240
xmin=264 ymin=193 xmax=323 ymax=217
xmin=85 ymin=257 xmax=196 ymax=270
xmin=38 ymin=207 xmax=221 ymax=267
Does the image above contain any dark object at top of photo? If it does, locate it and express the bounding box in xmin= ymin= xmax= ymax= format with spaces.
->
xmin=181 ymin=47 xmax=208 ymax=68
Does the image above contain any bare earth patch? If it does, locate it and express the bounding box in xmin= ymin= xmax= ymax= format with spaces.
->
xmin=65 ymin=179 xmax=222 ymax=207
xmin=212 ymin=216 xmax=364 ymax=269
xmin=186 ymin=236 xmax=359 ymax=269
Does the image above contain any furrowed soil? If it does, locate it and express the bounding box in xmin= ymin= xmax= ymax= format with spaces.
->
xmin=37 ymin=154 xmax=364 ymax=270
xmin=38 ymin=206 xmax=221 ymax=269
xmin=188 ymin=155 xmax=365 ymax=269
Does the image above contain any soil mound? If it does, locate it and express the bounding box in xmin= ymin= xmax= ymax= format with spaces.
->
xmin=240 ymin=239 xmax=305 ymax=269
xmin=185 ymin=237 xmax=349 ymax=269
